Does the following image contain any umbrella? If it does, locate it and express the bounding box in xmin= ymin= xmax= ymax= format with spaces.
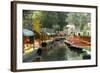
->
xmin=23 ymin=29 xmax=34 ymax=36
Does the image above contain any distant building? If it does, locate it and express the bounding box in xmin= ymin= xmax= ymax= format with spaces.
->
xmin=66 ymin=24 xmax=77 ymax=35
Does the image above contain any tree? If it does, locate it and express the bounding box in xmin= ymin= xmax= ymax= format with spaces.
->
xmin=57 ymin=12 xmax=68 ymax=31
xmin=23 ymin=10 xmax=33 ymax=30
xmin=40 ymin=11 xmax=68 ymax=31
xmin=40 ymin=11 xmax=59 ymax=29
xmin=66 ymin=13 xmax=91 ymax=32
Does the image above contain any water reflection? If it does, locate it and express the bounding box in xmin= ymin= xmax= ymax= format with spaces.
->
xmin=23 ymin=38 xmax=91 ymax=62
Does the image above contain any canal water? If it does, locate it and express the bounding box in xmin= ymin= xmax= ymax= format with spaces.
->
xmin=23 ymin=39 xmax=90 ymax=62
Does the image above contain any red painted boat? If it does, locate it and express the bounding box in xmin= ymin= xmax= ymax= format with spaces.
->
xmin=67 ymin=35 xmax=91 ymax=48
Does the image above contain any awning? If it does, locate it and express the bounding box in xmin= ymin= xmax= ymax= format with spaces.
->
xmin=23 ymin=29 xmax=34 ymax=36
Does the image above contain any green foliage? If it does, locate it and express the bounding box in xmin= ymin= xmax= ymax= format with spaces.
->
xmin=40 ymin=11 xmax=59 ymax=28
xmin=23 ymin=10 xmax=68 ymax=31
xmin=39 ymin=11 xmax=68 ymax=31
xmin=66 ymin=13 xmax=91 ymax=31
xmin=23 ymin=10 xmax=91 ymax=34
